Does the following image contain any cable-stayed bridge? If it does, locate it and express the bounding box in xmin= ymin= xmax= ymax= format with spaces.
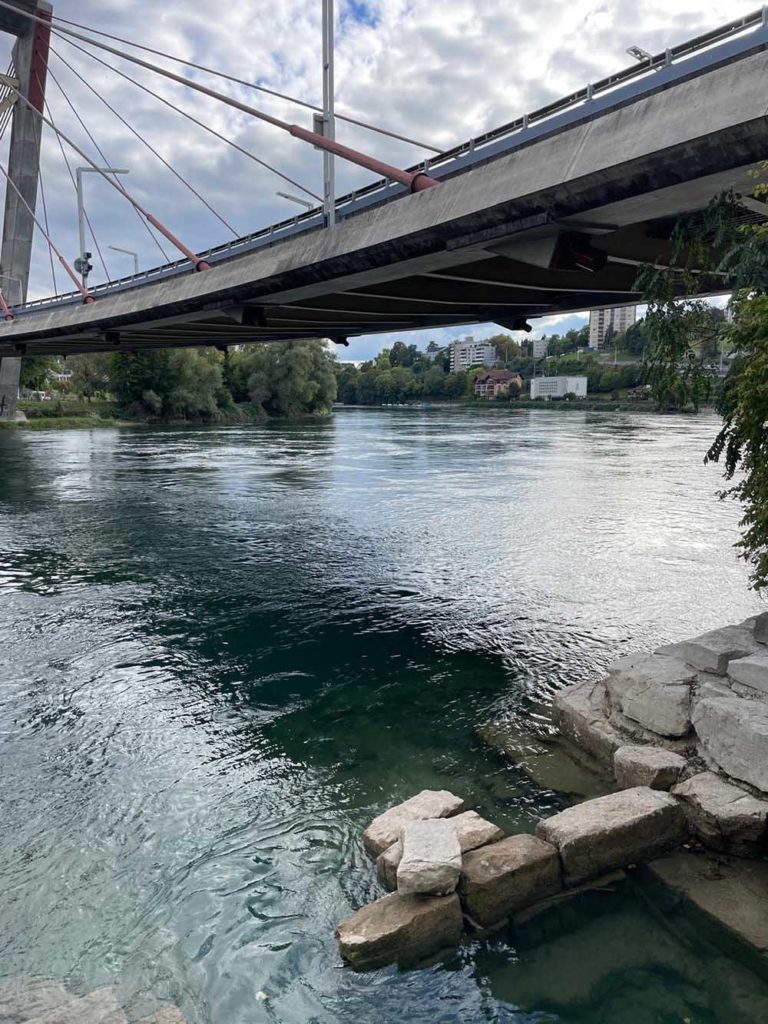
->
xmin=0 ymin=1 xmax=767 ymax=418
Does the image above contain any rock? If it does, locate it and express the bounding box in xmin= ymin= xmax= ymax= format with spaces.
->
xmin=658 ymin=622 xmax=758 ymax=676
xmin=451 ymin=810 xmax=505 ymax=852
xmin=605 ymin=654 xmax=694 ymax=737
xmin=377 ymin=839 xmax=402 ymax=891
xmin=29 ymin=989 xmax=125 ymax=1024
xmin=459 ymin=834 xmax=561 ymax=928
xmin=477 ymin=720 xmax=610 ymax=799
xmin=335 ymin=892 xmax=463 ymax=971
xmin=672 ymin=772 xmax=768 ymax=856
xmin=693 ymin=696 xmax=768 ymax=794
xmin=728 ymin=651 xmax=768 ymax=696
xmin=0 ymin=979 xmax=71 ymax=1023
xmin=362 ymin=790 xmax=464 ymax=857
xmin=613 ymin=745 xmax=686 ymax=790
xmin=137 ymin=1011 xmax=188 ymax=1024
xmin=606 ymin=707 xmax=694 ymax=755
xmin=553 ymin=680 xmax=622 ymax=765
xmin=397 ymin=819 xmax=462 ymax=896
xmin=535 ymin=787 xmax=686 ymax=885
xmin=753 ymin=611 xmax=768 ymax=644
xmin=378 ymin=812 xmax=504 ymax=892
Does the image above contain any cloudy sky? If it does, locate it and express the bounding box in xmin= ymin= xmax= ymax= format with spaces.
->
xmin=0 ymin=0 xmax=758 ymax=359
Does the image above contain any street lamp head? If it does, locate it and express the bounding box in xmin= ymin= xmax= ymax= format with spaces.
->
xmin=627 ymin=45 xmax=653 ymax=62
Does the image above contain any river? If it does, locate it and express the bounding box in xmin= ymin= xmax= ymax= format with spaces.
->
xmin=0 ymin=407 xmax=765 ymax=1023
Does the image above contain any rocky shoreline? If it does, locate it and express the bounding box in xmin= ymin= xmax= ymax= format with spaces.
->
xmin=335 ymin=615 xmax=768 ymax=973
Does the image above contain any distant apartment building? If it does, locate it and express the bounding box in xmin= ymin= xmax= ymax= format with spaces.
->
xmin=449 ymin=336 xmax=497 ymax=372
xmin=530 ymin=376 xmax=588 ymax=400
xmin=588 ymin=305 xmax=637 ymax=349
xmin=474 ymin=370 xmax=523 ymax=399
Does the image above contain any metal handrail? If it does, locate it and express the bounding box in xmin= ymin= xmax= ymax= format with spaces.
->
xmin=16 ymin=5 xmax=768 ymax=314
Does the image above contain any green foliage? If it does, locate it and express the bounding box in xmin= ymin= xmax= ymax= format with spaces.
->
xmin=636 ymin=168 xmax=768 ymax=587
xmin=230 ymin=340 xmax=336 ymax=417
xmin=20 ymin=355 xmax=59 ymax=391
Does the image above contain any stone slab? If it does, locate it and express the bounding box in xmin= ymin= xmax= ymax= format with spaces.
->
xmin=692 ymin=696 xmax=768 ymax=794
xmin=728 ymin=651 xmax=768 ymax=696
xmin=658 ymin=622 xmax=758 ymax=676
xmin=459 ymin=834 xmax=561 ymax=927
xmin=0 ymin=980 xmax=71 ymax=1024
xmin=377 ymin=811 xmax=504 ymax=892
xmin=477 ymin=720 xmax=611 ymax=799
xmin=535 ymin=787 xmax=686 ymax=884
xmin=362 ymin=789 xmax=465 ymax=857
xmin=335 ymin=892 xmax=463 ymax=971
xmin=606 ymin=654 xmax=694 ymax=737
xmin=553 ymin=680 xmax=622 ymax=765
xmin=647 ymin=850 xmax=768 ymax=957
xmin=607 ymin=707 xmax=694 ymax=755
xmin=614 ymin=745 xmax=686 ymax=790
xmin=397 ymin=818 xmax=462 ymax=896
xmin=672 ymin=772 xmax=768 ymax=856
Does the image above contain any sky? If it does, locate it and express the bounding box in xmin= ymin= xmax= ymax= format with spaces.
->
xmin=0 ymin=0 xmax=758 ymax=360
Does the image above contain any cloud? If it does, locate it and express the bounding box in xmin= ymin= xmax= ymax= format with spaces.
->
xmin=0 ymin=0 xmax=753 ymax=337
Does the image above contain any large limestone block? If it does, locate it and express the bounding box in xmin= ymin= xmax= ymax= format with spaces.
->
xmin=673 ymin=772 xmax=768 ymax=856
xmin=728 ymin=651 xmax=768 ymax=696
xmin=535 ymin=787 xmax=686 ymax=884
xmin=378 ymin=811 xmax=504 ymax=891
xmin=397 ymin=819 xmax=462 ymax=896
xmin=459 ymin=834 xmax=561 ymax=927
xmin=553 ymin=680 xmax=622 ymax=765
xmin=606 ymin=655 xmax=694 ymax=737
xmin=335 ymin=892 xmax=463 ymax=971
xmin=658 ymin=622 xmax=758 ymax=676
xmin=693 ymin=697 xmax=768 ymax=793
xmin=613 ymin=745 xmax=686 ymax=791
xmin=362 ymin=790 xmax=464 ymax=857
xmin=0 ymin=979 xmax=71 ymax=1023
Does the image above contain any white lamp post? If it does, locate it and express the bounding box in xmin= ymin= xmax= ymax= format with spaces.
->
xmin=108 ymin=244 xmax=139 ymax=275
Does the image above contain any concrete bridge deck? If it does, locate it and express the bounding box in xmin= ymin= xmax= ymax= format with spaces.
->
xmin=2 ymin=13 xmax=768 ymax=357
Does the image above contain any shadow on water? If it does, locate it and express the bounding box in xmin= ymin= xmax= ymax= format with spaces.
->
xmin=0 ymin=411 xmax=766 ymax=1023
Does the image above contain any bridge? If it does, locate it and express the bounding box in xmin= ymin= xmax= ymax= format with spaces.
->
xmin=0 ymin=3 xmax=767 ymax=418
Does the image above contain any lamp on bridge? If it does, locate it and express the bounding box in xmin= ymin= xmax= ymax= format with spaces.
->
xmin=626 ymin=45 xmax=652 ymax=62
xmin=76 ymin=166 xmax=130 ymax=288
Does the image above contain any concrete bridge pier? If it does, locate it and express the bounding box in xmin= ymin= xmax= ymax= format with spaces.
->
xmin=0 ymin=1 xmax=50 ymax=420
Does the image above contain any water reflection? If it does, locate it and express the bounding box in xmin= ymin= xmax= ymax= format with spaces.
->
xmin=0 ymin=410 xmax=764 ymax=1023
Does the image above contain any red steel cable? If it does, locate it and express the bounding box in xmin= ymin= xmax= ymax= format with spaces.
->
xmin=0 ymin=3 xmax=438 ymax=193
xmin=0 ymin=158 xmax=94 ymax=302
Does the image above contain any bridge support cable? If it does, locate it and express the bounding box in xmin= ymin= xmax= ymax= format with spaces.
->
xmin=35 ymin=140 xmax=58 ymax=295
xmin=33 ymin=68 xmax=111 ymax=282
xmin=5 ymin=83 xmax=212 ymax=274
xmin=0 ymin=2 xmax=440 ymax=194
xmin=45 ymin=11 xmax=443 ymax=154
xmin=49 ymin=48 xmax=241 ymax=240
xmin=0 ymin=158 xmax=93 ymax=303
xmin=43 ymin=60 xmax=169 ymax=264
xmin=54 ymin=38 xmax=321 ymax=203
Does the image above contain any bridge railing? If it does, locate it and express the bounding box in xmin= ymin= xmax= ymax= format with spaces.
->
xmin=16 ymin=5 xmax=768 ymax=316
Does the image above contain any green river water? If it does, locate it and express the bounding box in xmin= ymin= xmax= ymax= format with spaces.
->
xmin=0 ymin=407 xmax=766 ymax=1023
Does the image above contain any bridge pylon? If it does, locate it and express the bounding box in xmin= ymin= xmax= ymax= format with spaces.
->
xmin=0 ymin=0 xmax=50 ymax=420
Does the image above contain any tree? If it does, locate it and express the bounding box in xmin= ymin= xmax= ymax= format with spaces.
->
xmin=68 ymin=353 xmax=111 ymax=400
xmin=111 ymin=348 xmax=227 ymax=419
xmin=636 ymin=176 xmax=768 ymax=585
xmin=232 ymin=340 xmax=337 ymax=417
xmin=20 ymin=355 xmax=58 ymax=391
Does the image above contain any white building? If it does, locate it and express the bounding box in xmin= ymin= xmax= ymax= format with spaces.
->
xmin=588 ymin=305 xmax=637 ymax=349
xmin=449 ymin=336 xmax=497 ymax=372
xmin=530 ymin=376 xmax=588 ymax=400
